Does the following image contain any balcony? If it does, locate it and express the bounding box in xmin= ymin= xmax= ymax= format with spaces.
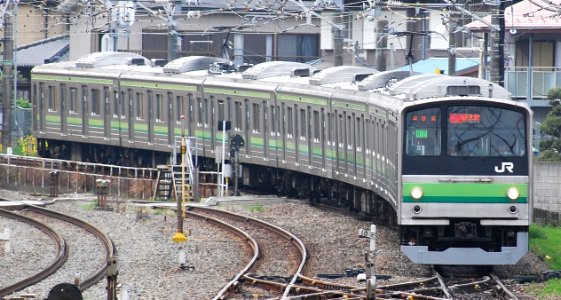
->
xmin=505 ymin=67 xmax=561 ymax=107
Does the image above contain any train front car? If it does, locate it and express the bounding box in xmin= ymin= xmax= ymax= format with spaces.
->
xmin=397 ymin=77 xmax=532 ymax=265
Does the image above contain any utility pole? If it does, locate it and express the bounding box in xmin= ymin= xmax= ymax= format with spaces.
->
xmin=447 ymin=9 xmax=456 ymax=76
xmin=375 ymin=20 xmax=388 ymax=71
xmin=332 ymin=26 xmax=343 ymax=66
xmin=489 ymin=2 xmax=505 ymax=86
xmin=166 ymin=1 xmax=178 ymax=61
xmin=2 ymin=0 xmax=13 ymax=152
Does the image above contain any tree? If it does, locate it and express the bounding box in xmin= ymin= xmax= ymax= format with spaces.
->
xmin=538 ymin=87 xmax=561 ymax=161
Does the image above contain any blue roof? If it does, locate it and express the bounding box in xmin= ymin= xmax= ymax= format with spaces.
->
xmin=395 ymin=57 xmax=481 ymax=75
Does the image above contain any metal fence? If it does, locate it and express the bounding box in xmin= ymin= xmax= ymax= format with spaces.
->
xmin=0 ymin=154 xmax=157 ymax=200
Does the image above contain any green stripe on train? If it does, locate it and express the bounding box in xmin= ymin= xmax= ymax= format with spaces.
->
xmin=204 ymin=87 xmax=270 ymax=99
xmin=32 ymin=75 xmax=113 ymax=85
xmin=402 ymin=182 xmax=528 ymax=203
xmin=120 ymin=80 xmax=197 ymax=92
xmin=277 ymin=94 xmax=328 ymax=106
xmin=333 ymin=100 xmax=366 ymax=112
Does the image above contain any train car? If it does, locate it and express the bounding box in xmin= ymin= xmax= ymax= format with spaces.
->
xmin=31 ymin=52 xmax=532 ymax=265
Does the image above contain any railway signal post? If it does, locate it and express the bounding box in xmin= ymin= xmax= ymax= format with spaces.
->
xmin=359 ymin=225 xmax=377 ymax=300
xmin=172 ymin=115 xmax=187 ymax=244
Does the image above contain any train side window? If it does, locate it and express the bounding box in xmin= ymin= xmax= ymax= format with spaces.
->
xmin=69 ymin=88 xmax=77 ymax=114
xmin=252 ymin=103 xmax=260 ymax=133
xmin=48 ymin=85 xmax=57 ymax=112
xmin=197 ymin=98 xmax=203 ymax=126
xmin=175 ymin=95 xmax=184 ymax=122
xmin=346 ymin=115 xmax=352 ymax=150
xmin=120 ymin=91 xmax=126 ymax=118
xmin=113 ymin=91 xmax=119 ymax=117
xmin=356 ymin=116 xmax=363 ymax=151
xmin=270 ymin=105 xmax=276 ymax=136
xmin=287 ymin=106 xmax=293 ymax=138
xmin=217 ymin=98 xmax=225 ymax=122
xmin=313 ymin=110 xmax=320 ymax=142
xmin=234 ymin=101 xmax=242 ymax=131
xmin=203 ymin=98 xmax=209 ymax=127
xmin=338 ymin=113 xmax=344 ymax=147
xmin=156 ymin=94 xmax=164 ymax=122
xmin=136 ymin=92 xmax=144 ymax=120
xmin=405 ymin=107 xmax=441 ymax=156
xmin=91 ymin=89 xmax=100 ymax=115
xmin=103 ymin=87 xmax=110 ymax=116
xmin=300 ymin=109 xmax=306 ymax=140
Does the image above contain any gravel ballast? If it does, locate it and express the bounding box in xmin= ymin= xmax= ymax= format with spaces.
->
xmin=0 ymin=191 xmax=550 ymax=299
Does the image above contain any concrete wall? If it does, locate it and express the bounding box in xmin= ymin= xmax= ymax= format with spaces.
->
xmin=534 ymin=161 xmax=561 ymax=212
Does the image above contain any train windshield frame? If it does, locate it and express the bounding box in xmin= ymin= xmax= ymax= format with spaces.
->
xmin=404 ymin=105 xmax=527 ymax=158
xmin=447 ymin=106 xmax=526 ymax=157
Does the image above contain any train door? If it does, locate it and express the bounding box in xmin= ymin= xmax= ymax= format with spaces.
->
xmin=263 ymin=100 xmax=269 ymax=160
xmin=147 ymin=90 xmax=154 ymax=144
xmin=187 ymin=94 xmax=194 ymax=137
xmin=269 ymin=103 xmax=278 ymax=165
xmin=60 ymin=84 xmax=67 ymax=134
xmin=167 ymin=92 xmax=174 ymax=146
xmin=306 ymin=107 xmax=312 ymax=166
xmin=356 ymin=114 xmax=366 ymax=180
xmin=127 ymin=89 xmax=134 ymax=141
xmin=280 ymin=102 xmax=287 ymax=163
xmin=319 ymin=108 xmax=326 ymax=169
xmin=81 ymin=85 xmax=88 ymax=136
xmin=104 ymin=87 xmax=111 ymax=139
xmin=334 ymin=110 xmax=342 ymax=174
xmin=244 ymin=99 xmax=251 ymax=155
xmin=33 ymin=83 xmax=43 ymax=132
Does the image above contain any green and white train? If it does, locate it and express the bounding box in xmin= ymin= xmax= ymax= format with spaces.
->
xmin=31 ymin=52 xmax=532 ymax=265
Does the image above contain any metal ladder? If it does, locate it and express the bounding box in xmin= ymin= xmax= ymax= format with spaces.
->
xmin=171 ymin=136 xmax=197 ymax=202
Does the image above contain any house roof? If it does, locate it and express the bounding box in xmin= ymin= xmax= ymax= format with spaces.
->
xmin=466 ymin=0 xmax=561 ymax=32
xmin=394 ymin=57 xmax=481 ymax=76
xmin=2 ymin=35 xmax=69 ymax=68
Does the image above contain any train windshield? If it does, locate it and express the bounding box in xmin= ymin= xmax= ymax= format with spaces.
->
xmin=405 ymin=107 xmax=441 ymax=156
xmin=447 ymin=106 xmax=526 ymax=157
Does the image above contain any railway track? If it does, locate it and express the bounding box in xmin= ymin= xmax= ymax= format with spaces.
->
xmin=0 ymin=208 xmax=68 ymax=298
xmin=0 ymin=204 xmax=116 ymax=299
xmin=186 ymin=206 xmax=307 ymax=299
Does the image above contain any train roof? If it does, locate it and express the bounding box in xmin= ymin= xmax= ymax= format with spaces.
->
xmin=31 ymin=52 xmax=514 ymax=110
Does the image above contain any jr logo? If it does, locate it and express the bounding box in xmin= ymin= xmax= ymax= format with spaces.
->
xmin=495 ymin=162 xmax=514 ymax=173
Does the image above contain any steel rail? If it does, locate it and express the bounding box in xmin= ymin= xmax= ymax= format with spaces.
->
xmin=25 ymin=205 xmax=116 ymax=291
xmin=490 ymin=273 xmax=519 ymax=300
xmin=0 ymin=207 xmax=69 ymax=297
xmin=189 ymin=206 xmax=308 ymax=299
xmin=185 ymin=210 xmax=260 ymax=300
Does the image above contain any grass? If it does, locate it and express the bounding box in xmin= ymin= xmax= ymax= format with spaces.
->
xmin=79 ymin=201 xmax=97 ymax=211
xmin=530 ymin=224 xmax=561 ymax=269
xmin=527 ymin=224 xmax=561 ymax=299
xmin=245 ymin=204 xmax=264 ymax=212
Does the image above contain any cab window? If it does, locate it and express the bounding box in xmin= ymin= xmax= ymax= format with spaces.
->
xmin=405 ymin=107 xmax=441 ymax=156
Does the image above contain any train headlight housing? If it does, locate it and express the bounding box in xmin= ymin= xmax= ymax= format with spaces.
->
xmin=507 ymin=187 xmax=520 ymax=201
xmin=410 ymin=187 xmax=423 ymax=200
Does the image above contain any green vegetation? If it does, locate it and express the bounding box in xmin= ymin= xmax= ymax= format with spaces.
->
xmin=538 ymin=88 xmax=561 ymax=161
xmin=16 ymin=98 xmax=31 ymax=109
xmin=530 ymin=224 xmax=561 ymax=269
xmin=526 ymin=278 xmax=561 ymax=299
xmin=245 ymin=204 xmax=264 ymax=212
xmin=527 ymin=225 xmax=561 ymax=299
xmin=79 ymin=201 xmax=97 ymax=211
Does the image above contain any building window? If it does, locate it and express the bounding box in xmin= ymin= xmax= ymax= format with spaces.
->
xmin=277 ymin=34 xmax=319 ymax=62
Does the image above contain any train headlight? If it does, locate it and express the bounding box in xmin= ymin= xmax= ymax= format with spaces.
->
xmin=507 ymin=187 xmax=520 ymax=201
xmin=410 ymin=187 xmax=423 ymax=200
